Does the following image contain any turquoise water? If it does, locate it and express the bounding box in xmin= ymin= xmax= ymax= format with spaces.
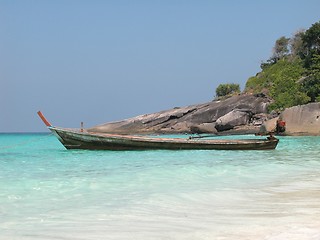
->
xmin=1 ymin=133 xmax=320 ymax=240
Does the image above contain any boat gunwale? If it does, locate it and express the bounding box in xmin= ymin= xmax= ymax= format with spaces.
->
xmin=49 ymin=126 xmax=277 ymax=145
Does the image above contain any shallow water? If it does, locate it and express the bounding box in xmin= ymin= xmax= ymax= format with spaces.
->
xmin=0 ymin=133 xmax=320 ymax=239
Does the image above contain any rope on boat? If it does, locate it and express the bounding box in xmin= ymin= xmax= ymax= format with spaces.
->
xmin=0 ymin=133 xmax=53 ymax=150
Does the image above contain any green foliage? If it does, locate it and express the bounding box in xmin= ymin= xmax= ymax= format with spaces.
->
xmin=245 ymin=74 xmax=269 ymax=93
xmin=245 ymin=59 xmax=303 ymax=94
xmin=302 ymin=55 xmax=320 ymax=102
xmin=301 ymin=21 xmax=320 ymax=68
xmin=245 ymin=76 xmax=264 ymax=93
xmin=215 ymin=83 xmax=240 ymax=97
xmin=308 ymin=54 xmax=320 ymax=73
xmin=245 ymin=58 xmax=310 ymax=111
xmin=267 ymin=59 xmax=310 ymax=111
xmin=269 ymin=70 xmax=310 ymax=111
xmin=302 ymin=66 xmax=320 ymax=102
xmin=244 ymin=20 xmax=320 ymax=111
xmin=268 ymin=92 xmax=309 ymax=111
xmin=301 ymin=22 xmax=320 ymax=102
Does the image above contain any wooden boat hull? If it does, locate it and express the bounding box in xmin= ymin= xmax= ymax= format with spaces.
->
xmin=49 ymin=127 xmax=279 ymax=150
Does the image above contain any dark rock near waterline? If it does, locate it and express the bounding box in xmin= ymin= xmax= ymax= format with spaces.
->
xmin=87 ymin=94 xmax=272 ymax=135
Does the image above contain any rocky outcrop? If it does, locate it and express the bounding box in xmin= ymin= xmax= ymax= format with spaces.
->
xmin=279 ymin=103 xmax=320 ymax=135
xmin=259 ymin=103 xmax=320 ymax=135
xmin=87 ymin=94 xmax=272 ymax=135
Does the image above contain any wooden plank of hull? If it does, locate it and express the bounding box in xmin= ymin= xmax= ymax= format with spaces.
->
xmin=49 ymin=127 xmax=279 ymax=150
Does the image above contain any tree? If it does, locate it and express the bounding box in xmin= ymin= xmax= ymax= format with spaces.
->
xmin=260 ymin=36 xmax=291 ymax=68
xmin=301 ymin=21 xmax=320 ymax=68
xmin=300 ymin=21 xmax=320 ymax=101
xmin=271 ymin=36 xmax=290 ymax=62
xmin=303 ymin=21 xmax=320 ymax=53
xmin=289 ymin=29 xmax=305 ymax=59
xmin=301 ymin=55 xmax=320 ymax=102
xmin=215 ymin=83 xmax=240 ymax=97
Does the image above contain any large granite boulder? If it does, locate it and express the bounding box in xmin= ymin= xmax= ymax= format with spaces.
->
xmin=215 ymin=109 xmax=252 ymax=131
xmin=259 ymin=103 xmax=320 ymax=135
xmin=87 ymin=94 xmax=272 ymax=134
xmin=279 ymin=103 xmax=320 ymax=135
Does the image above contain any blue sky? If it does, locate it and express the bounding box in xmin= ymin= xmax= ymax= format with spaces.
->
xmin=1 ymin=0 xmax=320 ymax=132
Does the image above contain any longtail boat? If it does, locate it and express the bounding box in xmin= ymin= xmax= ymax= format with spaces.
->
xmin=37 ymin=111 xmax=279 ymax=150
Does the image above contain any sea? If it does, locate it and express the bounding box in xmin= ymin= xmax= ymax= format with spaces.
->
xmin=0 ymin=133 xmax=320 ymax=240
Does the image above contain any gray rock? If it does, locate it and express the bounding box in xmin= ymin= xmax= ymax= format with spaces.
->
xmin=215 ymin=110 xmax=252 ymax=132
xmin=87 ymin=94 xmax=272 ymax=134
xmin=258 ymin=103 xmax=320 ymax=136
xmin=251 ymin=113 xmax=270 ymax=126
xmin=259 ymin=117 xmax=278 ymax=133
xmin=279 ymin=103 xmax=320 ymax=135
xmin=190 ymin=123 xmax=217 ymax=134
